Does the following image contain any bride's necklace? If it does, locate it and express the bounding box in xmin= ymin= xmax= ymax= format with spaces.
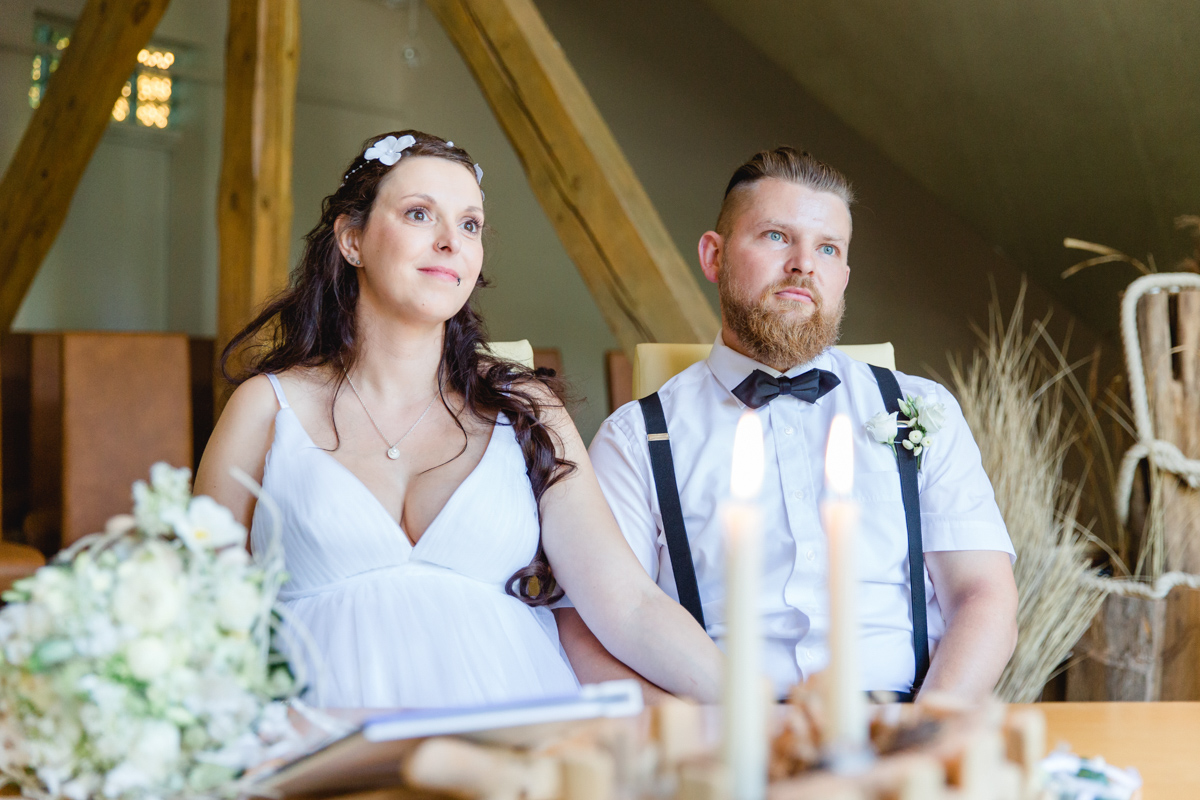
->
xmin=343 ymin=369 xmax=437 ymax=460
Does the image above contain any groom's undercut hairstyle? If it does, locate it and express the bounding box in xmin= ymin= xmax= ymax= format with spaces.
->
xmin=715 ymin=147 xmax=856 ymax=239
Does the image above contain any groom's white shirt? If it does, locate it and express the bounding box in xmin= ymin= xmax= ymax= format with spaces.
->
xmin=588 ymin=335 xmax=1014 ymax=695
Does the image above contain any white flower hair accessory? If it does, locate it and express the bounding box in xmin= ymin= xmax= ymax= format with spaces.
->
xmin=865 ymin=394 xmax=947 ymax=469
xmin=364 ymin=134 xmax=416 ymax=166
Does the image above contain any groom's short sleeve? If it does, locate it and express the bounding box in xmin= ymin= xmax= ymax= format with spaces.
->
xmin=589 ymin=407 xmax=662 ymax=582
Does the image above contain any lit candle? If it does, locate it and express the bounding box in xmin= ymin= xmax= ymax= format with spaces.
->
xmin=821 ymin=414 xmax=868 ymax=756
xmin=722 ymin=411 xmax=767 ymax=800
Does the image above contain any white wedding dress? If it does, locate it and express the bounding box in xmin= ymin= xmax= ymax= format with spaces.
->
xmin=251 ymin=374 xmax=580 ymax=708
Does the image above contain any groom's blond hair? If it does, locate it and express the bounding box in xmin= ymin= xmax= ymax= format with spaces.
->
xmin=715 ymin=147 xmax=855 ymax=238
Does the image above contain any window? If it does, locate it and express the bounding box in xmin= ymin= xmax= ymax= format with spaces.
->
xmin=30 ymin=16 xmax=177 ymax=130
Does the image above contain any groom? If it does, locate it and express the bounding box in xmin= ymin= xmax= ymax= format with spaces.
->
xmin=557 ymin=147 xmax=1017 ymax=701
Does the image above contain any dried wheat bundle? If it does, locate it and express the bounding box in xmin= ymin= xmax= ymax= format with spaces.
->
xmin=948 ymin=285 xmax=1107 ymax=702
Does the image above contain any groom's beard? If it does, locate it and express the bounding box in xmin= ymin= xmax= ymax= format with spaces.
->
xmin=719 ymin=268 xmax=845 ymax=373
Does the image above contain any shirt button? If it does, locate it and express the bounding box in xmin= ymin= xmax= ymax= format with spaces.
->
xmin=804 ymin=649 xmax=815 ymax=661
xmin=806 ymin=549 xmax=815 ymax=561
xmin=784 ymin=426 xmax=795 ymax=435
xmin=792 ymin=491 xmax=803 ymax=500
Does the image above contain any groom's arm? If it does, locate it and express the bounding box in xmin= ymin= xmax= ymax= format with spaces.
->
xmin=554 ymin=607 xmax=673 ymax=702
xmin=919 ymin=550 xmax=1018 ymax=699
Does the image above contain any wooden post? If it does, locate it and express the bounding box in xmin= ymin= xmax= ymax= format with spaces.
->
xmin=216 ymin=0 xmax=300 ymax=409
xmin=425 ymin=0 xmax=719 ymax=356
xmin=1137 ymin=289 xmax=1200 ymax=573
xmin=0 ymin=0 xmax=171 ymax=333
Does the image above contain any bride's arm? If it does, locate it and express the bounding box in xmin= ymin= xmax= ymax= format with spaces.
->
xmin=536 ymin=395 xmax=722 ymax=703
xmin=194 ymin=375 xmax=280 ymax=530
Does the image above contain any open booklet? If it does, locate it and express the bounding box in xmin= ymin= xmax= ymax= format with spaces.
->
xmin=248 ymin=680 xmax=645 ymax=798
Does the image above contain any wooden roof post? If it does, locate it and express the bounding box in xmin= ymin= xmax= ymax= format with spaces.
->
xmin=425 ymin=0 xmax=719 ymax=356
xmin=216 ymin=0 xmax=299 ymax=410
xmin=0 ymin=0 xmax=171 ymax=332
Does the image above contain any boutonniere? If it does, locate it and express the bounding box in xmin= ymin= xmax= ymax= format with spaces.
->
xmin=864 ymin=395 xmax=947 ymax=469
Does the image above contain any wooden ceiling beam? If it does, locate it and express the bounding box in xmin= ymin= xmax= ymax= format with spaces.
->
xmin=425 ymin=0 xmax=719 ymax=355
xmin=216 ymin=0 xmax=299 ymax=406
xmin=0 ymin=0 xmax=171 ymax=332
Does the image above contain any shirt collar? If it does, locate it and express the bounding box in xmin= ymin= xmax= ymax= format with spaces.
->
xmin=705 ymin=332 xmax=835 ymax=401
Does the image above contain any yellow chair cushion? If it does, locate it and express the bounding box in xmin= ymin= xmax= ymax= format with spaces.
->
xmin=482 ymin=340 xmax=536 ymax=369
xmin=631 ymin=342 xmax=896 ymax=399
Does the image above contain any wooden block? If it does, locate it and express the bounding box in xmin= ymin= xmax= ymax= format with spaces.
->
xmin=402 ymin=737 xmax=559 ymax=800
xmin=677 ymin=761 xmax=727 ymax=800
xmin=952 ymin=731 xmax=1004 ymax=800
xmin=1003 ymin=709 xmax=1045 ymax=772
xmin=560 ymin=747 xmax=614 ymax=800
xmin=866 ymin=753 xmax=945 ymax=800
xmin=652 ymin=697 xmax=706 ymax=764
xmin=768 ymin=771 xmax=866 ymax=800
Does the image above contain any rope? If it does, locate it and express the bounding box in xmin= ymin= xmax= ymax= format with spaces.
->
xmin=1081 ymin=570 xmax=1200 ymax=600
xmin=1114 ymin=273 xmax=1200 ymax=526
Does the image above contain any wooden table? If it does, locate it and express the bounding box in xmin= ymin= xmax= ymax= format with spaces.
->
xmin=1012 ymin=702 xmax=1200 ymax=798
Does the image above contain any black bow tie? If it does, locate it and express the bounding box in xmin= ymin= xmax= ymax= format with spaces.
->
xmin=731 ymin=368 xmax=840 ymax=409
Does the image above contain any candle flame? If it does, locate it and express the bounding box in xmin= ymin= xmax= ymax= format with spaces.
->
xmin=825 ymin=414 xmax=854 ymax=495
xmin=730 ymin=411 xmax=764 ymax=500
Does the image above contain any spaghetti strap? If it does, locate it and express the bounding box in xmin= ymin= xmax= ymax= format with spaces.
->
xmin=265 ymin=374 xmax=290 ymax=409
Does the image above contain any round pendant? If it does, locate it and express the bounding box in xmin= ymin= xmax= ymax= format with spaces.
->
xmin=387 ymin=446 xmax=401 ymax=460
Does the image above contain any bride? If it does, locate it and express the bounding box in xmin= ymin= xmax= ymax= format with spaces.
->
xmin=195 ymin=131 xmax=721 ymax=708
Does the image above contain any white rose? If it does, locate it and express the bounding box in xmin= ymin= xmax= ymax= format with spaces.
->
xmin=132 ymin=463 xmax=192 ymax=536
xmin=166 ymin=496 xmax=247 ymax=552
xmin=29 ymin=567 xmax=75 ymax=617
xmin=104 ymin=514 xmax=137 ymax=537
xmin=126 ymin=637 xmax=172 ymax=681
xmin=217 ymin=581 xmax=261 ymax=633
xmin=103 ymin=761 xmax=152 ymax=796
xmin=112 ymin=566 xmax=184 ymax=633
xmin=864 ymin=411 xmax=899 ymax=444
xmin=128 ymin=719 xmax=181 ymax=781
xmin=216 ymin=546 xmax=250 ymax=570
xmin=150 ymin=462 xmax=192 ymax=505
xmin=920 ymin=401 xmax=948 ymax=435
xmin=61 ymin=772 xmax=100 ymax=800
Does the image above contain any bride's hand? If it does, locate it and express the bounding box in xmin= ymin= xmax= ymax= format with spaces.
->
xmin=531 ymin=385 xmax=723 ymax=703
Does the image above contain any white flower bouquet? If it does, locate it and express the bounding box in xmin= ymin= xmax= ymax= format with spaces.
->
xmin=0 ymin=464 xmax=303 ymax=800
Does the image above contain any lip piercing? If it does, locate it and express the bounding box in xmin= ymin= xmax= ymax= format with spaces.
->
xmin=457 ymin=277 xmax=462 ymax=286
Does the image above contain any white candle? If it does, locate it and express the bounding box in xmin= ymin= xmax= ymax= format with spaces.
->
xmin=821 ymin=415 xmax=868 ymax=753
xmin=722 ymin=411 xmax=766 ymax=800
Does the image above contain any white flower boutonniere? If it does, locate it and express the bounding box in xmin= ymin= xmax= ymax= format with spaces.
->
xmin=865 ymin=395 xmax=947 ymax=469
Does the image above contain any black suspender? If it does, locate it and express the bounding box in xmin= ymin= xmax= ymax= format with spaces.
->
xmin=638 ymin=367 xmax=930 ymax=696
xmin=868 ymin=365 xmax=931 ymax=694
xmin=638 ymin=393 xmax=707 ymax=629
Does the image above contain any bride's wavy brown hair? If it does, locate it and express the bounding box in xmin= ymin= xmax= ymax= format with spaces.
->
xmin=222 ymin=130 xmax=573 ymax=605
